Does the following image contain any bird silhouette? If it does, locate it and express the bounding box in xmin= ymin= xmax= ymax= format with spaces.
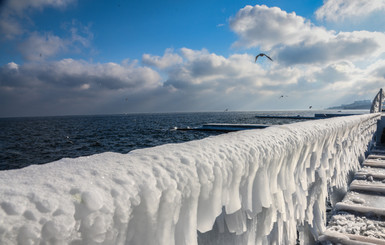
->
xmin=255 ymin=53 xmax=273 ymax=62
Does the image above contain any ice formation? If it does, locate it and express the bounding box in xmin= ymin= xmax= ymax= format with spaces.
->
xmin=0 ymin=113 xmax=380 ymax=245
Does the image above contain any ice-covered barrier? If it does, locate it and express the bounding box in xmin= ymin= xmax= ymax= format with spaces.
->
xmin=0 ymin=113 xmax=380 ymax=245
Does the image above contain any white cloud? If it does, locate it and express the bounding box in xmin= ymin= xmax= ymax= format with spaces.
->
xmin=164 ymin=48 xmax=299 ymax=93
xmin=1 ymin=1 xmax=384 ymax=117
xmin=18 ymin=21 xmax=94 ymax=61
xmin=315 ymin=0 xmax=385 ymax=22
xmin=0 ymin=0 xmax=90 ymax=63
xmin=229 ymin=5 xmax=385 ymax=66
xmin=0 ymin=50 xmax=310 ymax=116
xmin=18 ymin=32 xmax=68 ymax=61
xmin=0 ymin=16 xmax=23 ymax=39
xmin=162 ymin=48 xmax=385 ymax=110
xmin=6 ymin=62 xmax=19 ymax=70
xmin=0 ymin=0 xmax=76 ymax=39
xmin=229 ymin=5 xmax=330 ymax=50
xmin=142 ymin=49 xmax=183 ymax=70
xmin=1 ymin=46 xmax=384 ymax=116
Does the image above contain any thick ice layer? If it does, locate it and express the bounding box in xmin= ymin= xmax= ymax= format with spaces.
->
xmin=0 ymin=113 xmax=380 ymax=245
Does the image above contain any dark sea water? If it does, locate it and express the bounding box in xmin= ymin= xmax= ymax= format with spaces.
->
xmin=0 ymin=110 xmax=368 ymax=170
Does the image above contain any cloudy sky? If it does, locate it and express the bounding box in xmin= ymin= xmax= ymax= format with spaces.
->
xmin=1 ymin=0 xmax=385 ymax=117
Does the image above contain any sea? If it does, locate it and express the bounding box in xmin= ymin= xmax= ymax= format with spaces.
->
xmin=0 ymin=110 xmax=368 ymax=171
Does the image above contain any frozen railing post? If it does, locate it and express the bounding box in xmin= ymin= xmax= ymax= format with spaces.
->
xmin=370 ymin=88 xmax=385 ymax=113
xmin=371 ymin=88 xmax=385 ymax=145
xmin=381 ymin=88 xmax=384 ymax=112
xmin=0 ymin=114 xmax=381 ymax=245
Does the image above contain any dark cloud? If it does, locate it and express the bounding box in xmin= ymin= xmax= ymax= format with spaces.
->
xmin=276 ymin=34 xmax=381 ymax=65
xmin=1 ymin=46 xmax=384 ymax=117
xmin=0 ymin=59 xmax=162 ymax=117
xmin=313 ymin=63 xmax=352 ymax=83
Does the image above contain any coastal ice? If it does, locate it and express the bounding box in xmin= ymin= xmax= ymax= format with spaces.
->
xmin=0 ymin=113 xmax=380 ymax=244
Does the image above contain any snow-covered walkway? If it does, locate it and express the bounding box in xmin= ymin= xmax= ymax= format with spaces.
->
xmin=320 ymin=145 xmax=385 ymax=245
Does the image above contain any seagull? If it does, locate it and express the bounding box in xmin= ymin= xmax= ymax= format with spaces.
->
xmin=255 ymin=53 xmax=273 ymax=62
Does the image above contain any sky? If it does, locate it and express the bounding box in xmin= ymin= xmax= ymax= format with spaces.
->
xmin=1 ymin=0 xmax=385 ymax=117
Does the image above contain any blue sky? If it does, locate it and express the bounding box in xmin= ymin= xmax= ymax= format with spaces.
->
xmin=1 ymin=0 xmax=385 ymax=117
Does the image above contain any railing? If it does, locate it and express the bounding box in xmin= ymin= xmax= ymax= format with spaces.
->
xmin=0 ymin=113 xmax=380 ymax=245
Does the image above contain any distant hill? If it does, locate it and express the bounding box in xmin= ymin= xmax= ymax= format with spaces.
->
xmin=327 ymin=100 xmax=372 ymax=110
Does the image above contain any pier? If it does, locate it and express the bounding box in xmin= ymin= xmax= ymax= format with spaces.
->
xmin=176 ymin=113 xmax=364 ymax=133
xmin=176 ymin=123 xmax=270 ymax=132
xmin=254 ymin=113 xmax=357 ymax=120
xmin=0 ymin=112 xmax=381 ymax=244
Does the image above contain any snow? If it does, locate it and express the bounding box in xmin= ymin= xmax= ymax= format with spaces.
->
xmin=0 ymin=113 xmax=380 ymax=245
xmin=323 ymin=213 xmax=385 ymax=243
xmin=349 ymin=179 xmax=385 ymax=194
xmin=355 ymin=166 xmax=385 ymax=181
xmin=335 ymin=190 xmax=385 ymax=215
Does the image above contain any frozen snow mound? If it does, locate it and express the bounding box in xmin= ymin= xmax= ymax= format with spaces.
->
xmin=0 ymin=113 xmax=380 ymax=245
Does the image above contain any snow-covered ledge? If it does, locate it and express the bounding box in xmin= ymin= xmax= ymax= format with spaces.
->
xmin=0 ymin=113 xmax=380 ymax=245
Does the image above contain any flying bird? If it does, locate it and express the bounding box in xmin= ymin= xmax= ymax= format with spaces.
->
xmin=255 ymin=53 xmax=273 ymax=62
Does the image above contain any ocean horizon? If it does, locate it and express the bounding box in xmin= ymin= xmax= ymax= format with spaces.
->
xmin=0 ymin=110 xmax=369 ymax=170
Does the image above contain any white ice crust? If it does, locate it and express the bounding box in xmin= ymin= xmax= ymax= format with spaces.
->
xmin=0 ymin=113 xmax=380 ymax=245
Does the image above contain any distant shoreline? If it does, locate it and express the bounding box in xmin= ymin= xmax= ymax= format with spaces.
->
xmin=327 ymin=100 xmax=371 ymax=110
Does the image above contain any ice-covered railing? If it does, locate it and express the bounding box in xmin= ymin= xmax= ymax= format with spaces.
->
xmin=0 ymin=113 xmax=380 ymax=245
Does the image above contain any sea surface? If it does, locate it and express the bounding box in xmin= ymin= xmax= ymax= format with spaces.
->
xmin=0 ymin=110 xmax=368 ymax=170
